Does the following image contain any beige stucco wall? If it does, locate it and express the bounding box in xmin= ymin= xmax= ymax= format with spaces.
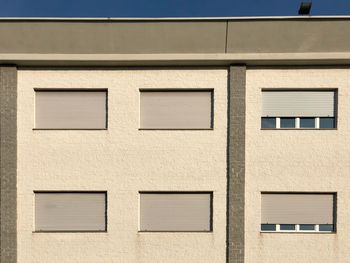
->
xmin=18 ymin=66 xmax=349 ymax=263
xmin=245 ymin=68 xmax=350 ymax=263
xmin=17 ymin=69 xmax=228 ymax=263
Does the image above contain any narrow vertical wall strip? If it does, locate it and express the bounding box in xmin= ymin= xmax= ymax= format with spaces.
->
xmin=224 ymin=20 xmax=229 ymax=53
xmin=0 ymin=66 xmax=17 ymax=263
xmin=227 ymin=65 xmax=246 ymax=263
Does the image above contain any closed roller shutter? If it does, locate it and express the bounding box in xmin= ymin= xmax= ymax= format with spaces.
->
xmin=140 ymin=193 xmax=212 ymax=231
xmin=140 ymin=91 xmax=212 ymax=129
xmin=35 ymin=192 xmax=106 ymax=231
xmin=35 ymin=90 xmax=107 ymax=129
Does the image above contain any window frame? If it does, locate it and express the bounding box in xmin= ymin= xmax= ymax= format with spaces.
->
xmin=261 ymin=223 xmax=334 ymax=233
xmin=262 ymin=116 xmax=337 ymax=130
xmin=260 ymin=192 xmax=337 ymax=234
xmin=261 ymin=88 xmax=338 ymax=130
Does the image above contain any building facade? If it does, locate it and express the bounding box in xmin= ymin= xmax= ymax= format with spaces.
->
xmin=1 ymin=17 xmax=350 ymax=263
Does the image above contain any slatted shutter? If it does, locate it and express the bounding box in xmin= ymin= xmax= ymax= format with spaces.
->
xmin=35 ymin=90 xmax=107 ymax=129
xmin=140 ymin=91 xmax=212 ymax=129
xmin=140 ymin=193 xmax=212 ymax=231
xmin=35 ymin=192 xmax=106 ymax=231
xmin=262 ymin=90 xmax=335 ymax=117
xmin=261 ymin=193 xmax=334 ymax=224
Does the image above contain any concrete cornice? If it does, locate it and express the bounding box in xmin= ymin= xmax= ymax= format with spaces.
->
xmin=3 ymin=53 xmax=350 ymax=66
xmin=1 ymin=19 xmax=350 ymax=66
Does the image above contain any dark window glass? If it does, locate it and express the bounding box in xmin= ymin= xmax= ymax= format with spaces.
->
xmin=319 ymin=224 xmax=334 ymax=231
xmin=280 ymin=224 xmax=296 ymax=230
xmin=280 ymin=118 xmax=295 ymax=128
xmin=300 ymin=118 xmax=315 ymax=128
xmin=261 ymin=224 xmax=276 ymax=231
xmin=300 ymin=224 xmax=315 ymax=231
xmin=261 ymin=117 xmax=276 ymax=129
xmin=320 ymin=117 xmax=335 ymax=129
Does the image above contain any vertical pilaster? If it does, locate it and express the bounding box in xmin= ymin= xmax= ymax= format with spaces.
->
xmin=227 ymin=65 xmax=246 ymax=263
xmin=0 ymin=66 xmax=17 ymax=263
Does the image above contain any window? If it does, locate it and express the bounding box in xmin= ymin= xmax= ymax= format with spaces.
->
xmin=140 ymin=90 xmax=213 ymax=129
xmin=320 ymin=117 xmax=335 ymax=129
xmin=299 ymin=224 xmax=315 ymax=231
xmin=35 ymin=192 xmax=107 ymax=232
xmin=280 ymin=117 xmax=295 ymax=128
xmin=261 ymin=224 xmax=276 ymax=231
xmin=261 ymin=117 xmax=276 ymax=128
xmin=35 ymin=90 xmax=107 ymax=129
xmin=139 ymin=192 xmax=212 ymax=231
xmin=319 ymin=224 xmax=334 ymax=231
xmin=280 ymin=224 xmax=295 ymax=231
xmin=261 ymin=193 xmax=335 ymax=233
xmin=300 ymin=117 xmax=315 ymax=128
xmin=261 ymin=90 xmax=336 ymax=129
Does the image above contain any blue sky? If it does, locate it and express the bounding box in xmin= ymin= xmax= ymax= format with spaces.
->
xmin=1 ymin=0 xmax=350 ymax=17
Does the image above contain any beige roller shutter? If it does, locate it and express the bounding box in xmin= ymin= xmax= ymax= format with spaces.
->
xmin=35 ymin=90 xmax=107 ymax=129
xmin=140 ymin=193 xmax=212 ymax=231
xmin=261 ymin=193 xmax=334 ymax=224
xmin=35 ymin=192 xmax=106 ymax=231
xmin=262 ymin=90 xmax=335 ymax=117
xmin=140 ymin=91 xmax=212 ymax=129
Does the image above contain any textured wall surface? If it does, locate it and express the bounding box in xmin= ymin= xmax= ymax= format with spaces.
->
xmin=17 ymin=67 xmax=349 ymax=263
xmin=0 ymin=66 xmax=17 ymax=263
xmin=245 ymin=68 xmax=350 ymax=263
xmin=17 ymin=69 xmax=228 ymax=262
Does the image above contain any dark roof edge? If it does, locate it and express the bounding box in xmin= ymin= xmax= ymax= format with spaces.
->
xmin=1 ymin=15 xmax=350 ymax=22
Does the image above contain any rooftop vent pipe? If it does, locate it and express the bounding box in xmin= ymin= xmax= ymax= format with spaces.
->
xmin=299 ymin=2 xmax=312 ymax=15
